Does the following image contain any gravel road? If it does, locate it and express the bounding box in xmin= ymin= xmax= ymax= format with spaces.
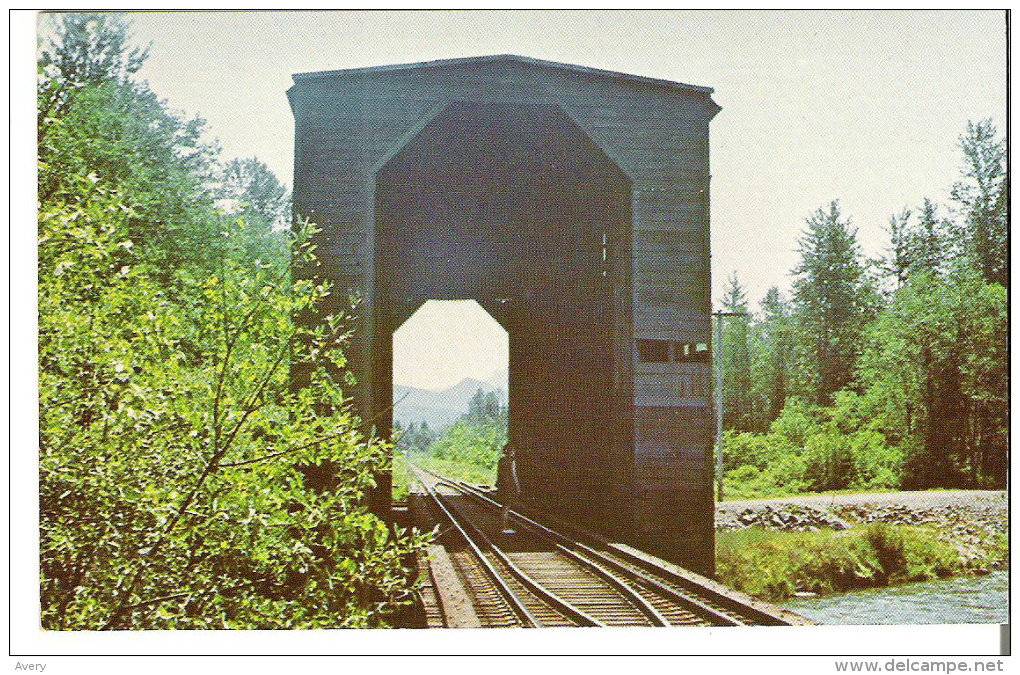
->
xmin=718 ymin=490 xmax=1006 ymax=515
xmin=715 ymin=490 xmax=1007 ymax=547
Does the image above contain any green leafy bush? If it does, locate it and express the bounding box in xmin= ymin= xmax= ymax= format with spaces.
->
xmin=39 ymin=184 xmax=429 ymax=628
xmin=717 ymin=525 xmax=962 ymax=601
xmin=722 ymin=392 xmax=903 ymax=498
xmin=803 ymin=432 xmax=855 ymax=491
xmin=722 ymin=431 xmax=782 ymax=472
xmin=37 ymin=15 xmax=429 ymax=629
xmin=428 ymin=419 xmax=506 ymax=480
xmin=769 ymin=398 xmax=824 ymax=448
xmin=849 ymin=430 xmax=903 ymax=489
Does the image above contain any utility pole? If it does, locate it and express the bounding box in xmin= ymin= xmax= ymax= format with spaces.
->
xmin=712 ymin=310 xmax=745 ymax=503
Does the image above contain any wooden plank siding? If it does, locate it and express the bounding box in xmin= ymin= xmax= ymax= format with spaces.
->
xmin=289 ymin=55 xmax=720 ymax=575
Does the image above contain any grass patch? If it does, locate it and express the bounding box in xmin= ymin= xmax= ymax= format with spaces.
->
xmin=716 ymin=524 xmax=962 ymax=601
xmin=410 ymin=453 xmax=496 ymax=487
xmin=391 ymin=453 xmax=413 ymax=502
xmin=390 ymin=452 xmax=496 ymax=504
xmin=979 ymin=532 xmax=1009 ymax=569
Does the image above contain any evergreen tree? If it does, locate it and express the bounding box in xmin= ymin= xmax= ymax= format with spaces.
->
xmin=749 ymin=286 xmax=795 ymax=429
xmin=466 ymin=389 xmax=485 ymax=423
xmin=791 ymin=201 xmax=875 ymax=406
xmin=950 ymin=119 xmax=1007 ymax=287
xmin=416 ymin=421 xmax=436 ymax=452
xmin=909 ymin=198 xmax=949 ymax=278
xmin=483 ymin=391 xmax=500 ymax=420
xmin=858 ymin=268 xmax=1007 ymax=488
xmin=465 ymin=388 xmax=502 ymax=425
xmin=879 ymin=208 xmax=913 ymax=290
xmin=719 ymin=273 xmax=753 ymax=431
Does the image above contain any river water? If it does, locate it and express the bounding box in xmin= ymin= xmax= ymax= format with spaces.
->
xmin=783 ymin=571 xmax=1009 ymax=625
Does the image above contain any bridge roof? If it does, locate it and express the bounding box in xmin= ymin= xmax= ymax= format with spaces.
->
xmin=291 ymin=54 xmax=714 ymax=95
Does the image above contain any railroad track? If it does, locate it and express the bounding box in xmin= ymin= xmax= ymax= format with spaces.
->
xmin=412 ymin=466 xmax=806 ymax=628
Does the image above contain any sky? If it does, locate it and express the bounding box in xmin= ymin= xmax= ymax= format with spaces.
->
xmin=394 ymin=300 xmax=508 ymax=390
xmin=36 ymin=10 xmax=1008 ymax=390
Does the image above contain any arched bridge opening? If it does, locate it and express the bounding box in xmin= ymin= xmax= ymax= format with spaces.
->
xmin=372 ymin=101 xmax=633 ymax=530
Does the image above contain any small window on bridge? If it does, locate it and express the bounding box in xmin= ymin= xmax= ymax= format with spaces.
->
xmin=693 ymin=343 xmax=710 ymax=361
xmin=637 ymin=339 xmax=669 ymax=363
xmin=673 ymin=342 xmax=711 ymax=363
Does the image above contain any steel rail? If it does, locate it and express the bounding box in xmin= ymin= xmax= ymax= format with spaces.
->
xmin=421 ymin=471 xmax=606 ymax=628
xmin=412 ymin=468 xmax=538 ymax=628
xmin=414 ymin=468 xmax=605 ymax=628
xmin=433 ymin=491 xmax=606 ymax=628
xmin=428 ymin=470 xmax=750 ymax=627
xmin=548 ymin=543 xmax=671 ymax=627
xmin=516 ymin=507 xmax=797 ymax=626
xmin=421 ymin=470 xmax=670 ymax=627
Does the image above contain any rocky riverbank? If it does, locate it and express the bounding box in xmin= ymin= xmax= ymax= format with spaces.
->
xmin=716 ymin=490 xmax=1008 ymax=572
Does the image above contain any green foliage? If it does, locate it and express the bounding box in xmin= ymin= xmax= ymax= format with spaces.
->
xmin=951 ymin=119 xmax=1007 ymax=287
xmin=721 ymin=458 xmax=810 ymax=501
xmin=878 ymin=207 xmax=914 ymax=290
xmin=429 ymin=420 xmax=506 ymax=477
xmin=846 ymin=429 xmax=904 ymax=490
xmin=464 ymin=388 xmax=503 ymax=426
xmin=721 ymin=431 xmax=785 ymax=472
xmin=39 ymin=13 xmax=148 ymax=87
xmin=401 ymin=388 xmax=508 ymax=487
xmin=390 ymin=453 xmax=413 ymax=502
xmin=40 ymin=82 xmax=219 ymax=279
xmin=214 ymin=157 xmax=291 ymax=277
xmin=790 ymin=201 xmax=876 ymax=406
xmin=769 ymin=398 xmax=824 ymax=448
xmin=722 ymin=119 xmax=1007 ymax=494
xmin=218 ymin=157 xmax=290 ymax=227
xmin=878 ymin=200 xmax=952 ymax=293
xmin=748 ymin=286 xmax=795 ymax=430
xmin=858 ymin=268 xmax=1007 ymax=488
xmin=39 ymin=16 xmax=220 ymax=282
xmin=38 ymin=14 xmax=428 ymax=630
xmin=718 ymin=272 xmax=754 ymax=431
xmin=716 ymin=525 xmax=962 ymax=601
xmin=718 ymin=527 xmax=880 ymax=599
xmin=410 ymin=455 xmax=501 ymax=488
xmin=722 ymin=395 xmax=904 ymax=499
xmin=910 ymin=198 xmax=951 ymax=278
xmin=803 ymin=433 xmax=856 ymax=492
xmin=394 ymin=420 xmax=439 ymax=455
xmin=39 ymin=183 xmax=428 ymax=628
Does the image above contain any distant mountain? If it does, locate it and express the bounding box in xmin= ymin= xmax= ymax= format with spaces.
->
xmin=394 ymin=372 xmax=508 ymax=429
xmin=482 ymin=366 xmax=509 ymax=392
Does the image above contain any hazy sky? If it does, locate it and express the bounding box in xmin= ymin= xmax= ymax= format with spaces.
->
xmin=37 ymin=10 xmax=1007 ymax=390
xmin=394 ymin=301 xmax=508 ymax=390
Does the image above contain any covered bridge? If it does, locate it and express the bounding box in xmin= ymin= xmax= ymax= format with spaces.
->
xmin=287 ymin=54 xmax=721 ymax=575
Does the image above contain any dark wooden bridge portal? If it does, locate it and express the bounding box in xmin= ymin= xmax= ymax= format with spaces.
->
xmin=288 ymin=55 xmax=721 ymax=575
